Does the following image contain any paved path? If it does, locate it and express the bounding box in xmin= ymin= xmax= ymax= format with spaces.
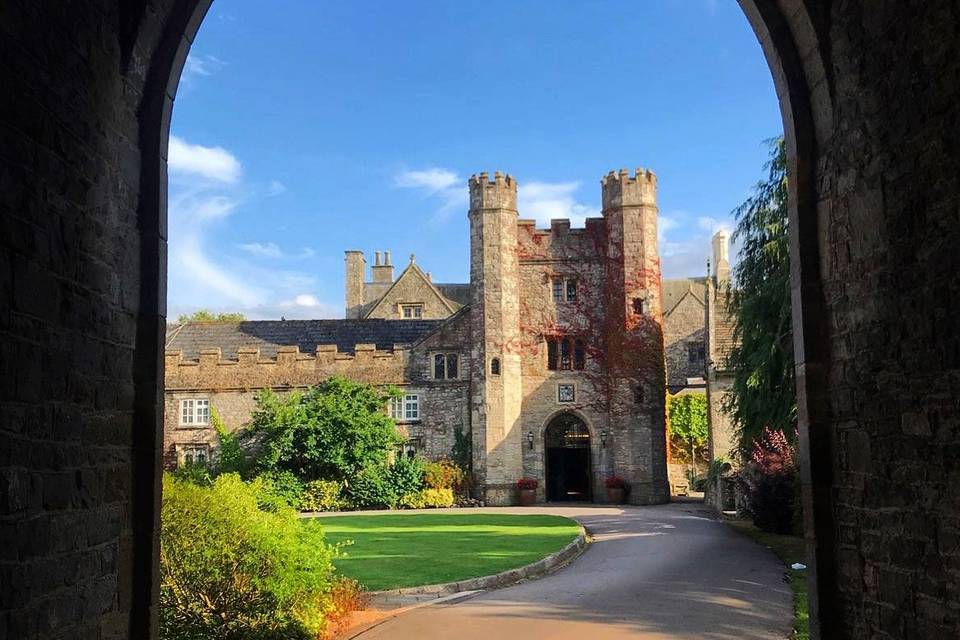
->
xmin=353 ymin=503 xmax=792 ymax=639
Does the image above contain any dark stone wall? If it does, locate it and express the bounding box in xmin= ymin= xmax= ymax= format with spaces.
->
xmin=1 ymin=0 xmax=959 ymax=638
xmin=0 ymin=1 xmax=184 ymax=637
xmin=813 ymin=2 xmax=960 ymax=636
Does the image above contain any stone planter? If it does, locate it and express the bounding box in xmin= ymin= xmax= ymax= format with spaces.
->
xmin=518 ymin=488 xmax=537 ymax=506
xmin=606 ymin=487 xmax=625 ymax=504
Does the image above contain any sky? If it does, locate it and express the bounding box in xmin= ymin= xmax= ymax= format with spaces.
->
xmin=168 ymin=0 xmax=781 ymax=320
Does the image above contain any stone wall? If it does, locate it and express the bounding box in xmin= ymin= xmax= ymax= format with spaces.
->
xmin=664 ymin=292 xmax=707 ymax=388
xmin=363 ymin=261 xmax=457 ymax=320
xmin=164 ymin=329 xmax=470 ymax=469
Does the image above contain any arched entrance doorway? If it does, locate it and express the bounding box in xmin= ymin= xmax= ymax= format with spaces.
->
xmin=544 ymin=413 xmax=592 ymax=502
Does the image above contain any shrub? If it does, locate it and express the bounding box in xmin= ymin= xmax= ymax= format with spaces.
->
xmin=738 ymin=427 xmax=799 ymax=534
xmin=604 ymin=475 xmax=628 ymax=489
xmin=398 ymin=488 xmax=455 ymax=509
xmin=237 ymin=378 xmax=405 ymax=483
xmin=300 ymin=479 xmax=346 ymax=512
xmin=160 ymin=473 xmax=340 ymax=639
xmin=423 ymin=459 xmax=465 ymax=491
xmin=516 ymin=478 xmax=538 ymax=490
xmin=257 ymin=470 xmax=305 ymax=510
xmin=386 ymin=455 xmax=426 ymax=497
xmin=171 ymin=461 xmax=212 ymax=487
xmin=346 ymin=465 xmax=398 ymax=509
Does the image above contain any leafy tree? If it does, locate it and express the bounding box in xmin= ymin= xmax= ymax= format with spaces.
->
xmin=723 ymin=138 xmax=797 ymax=456
xmin=667 ymin=393 xmax=708 ymax=464
xmin=176 ymin=309 xmax=246 ymax=323
xmin=238 ymin=377 xmax=404 ymax=482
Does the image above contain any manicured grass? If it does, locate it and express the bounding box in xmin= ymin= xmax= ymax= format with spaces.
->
xmin=725 ymin=518 xmax=809 ymax=640
xmin=314 ymin=513 xmax=581 ymax=591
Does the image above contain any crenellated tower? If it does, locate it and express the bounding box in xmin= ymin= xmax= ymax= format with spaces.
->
xmin=600 ymin=168 xmax=669 ymax=504
xmin=468 ymin=171 xmax=524 ymax=505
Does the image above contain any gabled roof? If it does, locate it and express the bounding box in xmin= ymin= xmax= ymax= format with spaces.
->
xmin=165 ymin=319 xmax=445 ymax=359
xmin=435 ymin=283 xmax=471 ymax=307
xmin=662 ymin=277 xmax=707 ymax=316
xmin=363 ymin=260 xmax=460 ymax=318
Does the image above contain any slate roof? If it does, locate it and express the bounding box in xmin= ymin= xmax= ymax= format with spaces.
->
xmin=165 ymin=319 xmax=445 ymax=359
xmin=662 ymin=277 xmax=707 ymax=315
xmin=435 ymin=283 xmax=471 ymax=307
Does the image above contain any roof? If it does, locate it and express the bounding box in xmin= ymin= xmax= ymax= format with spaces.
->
xmin=165 ymin=319 xmax=445 ymax=359
xmin=435 ymin=283 xmax=471 ymax=306
xmin=662 ymin=277 xmax=707 ymax=315
xmin=362 ymin=261 xmax=461 ymax=319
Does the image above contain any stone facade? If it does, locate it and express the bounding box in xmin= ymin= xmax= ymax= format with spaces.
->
xmin=164 ymin=169 xmax=672 ymax=507
xmin=705 ymin=237 xmax=738 ymax=463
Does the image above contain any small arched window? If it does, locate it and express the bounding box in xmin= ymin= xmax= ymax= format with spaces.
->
xmin=490 ymin=358 xmax=501 ymax=376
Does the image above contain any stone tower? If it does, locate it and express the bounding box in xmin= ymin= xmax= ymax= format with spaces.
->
xmin=468 ymin=172 xmax=524 ymax=505
xmin=600 ymin=168 xmax=670 ymax=504
xmin=344 ymin=250 xmax=366 ymax=319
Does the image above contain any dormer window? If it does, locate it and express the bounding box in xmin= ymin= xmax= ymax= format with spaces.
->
xmin=551 ymin=277 xmax=578 ymax=303
xmin=433 ymin=353 xmax=459 ymax=380
xmin=401 ymin=304 xmax=424 ymax=319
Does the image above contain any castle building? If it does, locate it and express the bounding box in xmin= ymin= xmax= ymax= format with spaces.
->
xmin=164 ymin=169 xmax=734 ymax=506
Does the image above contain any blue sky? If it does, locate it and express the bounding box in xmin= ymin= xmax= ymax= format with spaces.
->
xmin=168 ymin=0 xmax=781 ymax=320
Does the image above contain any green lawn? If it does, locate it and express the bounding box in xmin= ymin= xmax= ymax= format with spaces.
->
xmin=725 ymin=518 xmax=809 ymax=640
xmin=314 ymin=513 xmax=581 ymax=591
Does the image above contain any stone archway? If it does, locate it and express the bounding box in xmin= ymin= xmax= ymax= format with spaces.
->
xmin=544 ymin=413 xmax=593 ymax=502
xmin=27 ymin=1 xmax=960 ymax=638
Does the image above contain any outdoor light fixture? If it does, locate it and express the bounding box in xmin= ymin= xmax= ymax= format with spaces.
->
xmin=600 ymin=429 xmax=608 ymax=447
xmin=527 ymin=431 xmax=534 ymax=449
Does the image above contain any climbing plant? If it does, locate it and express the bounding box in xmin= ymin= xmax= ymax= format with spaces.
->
xmin=667 ymin=393 xmax=708 ymax=464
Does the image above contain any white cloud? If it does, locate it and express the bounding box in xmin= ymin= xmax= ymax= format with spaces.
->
xmin=267 ymin=180 xmax=287 ymax=196
xmin=394 ymin=168 xmax=467 ymax=221
xmin=696 ymin=216 xmax=732 ymax=235
xmin=183 ymin=54 xmax=212 ymax=77
xmin=395 ymin=167 xmax=599 ymax=227
xmin=238 ymin=242 xmax=284 ymax=258
xmin=518 ymin=181 xmax=599 ymax=228
xmin=237 ymin=242 xmax=316 ymax=260
xmin=394 ymin=168 xmax=458 ymax=193
xmin=658 ymin=210 xmax=737 ymax=279
xmin=167 ymin=137 xmax=336 ymax=321
xmin=168 ymin=136 xmax=242 ymax=183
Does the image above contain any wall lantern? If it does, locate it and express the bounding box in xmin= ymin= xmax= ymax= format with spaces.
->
xmin=600 ymin=429 xmax=608 ymax=448
xmin=527 ymin=431 xmax=534 ymax=449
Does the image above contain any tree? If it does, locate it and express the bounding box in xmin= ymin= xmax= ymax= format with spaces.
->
xmin=176 ymin=309 xmax=246 ymax=323
xmin=237 ymin=377 xmax=404 ymax=482
xmin=667 ymin=393 xmax=708 ymax=465
xmin=723 ymin=138 xmax=796 ymax=457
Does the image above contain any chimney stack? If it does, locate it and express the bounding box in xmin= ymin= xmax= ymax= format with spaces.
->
xmin=372 ymin=248 xmax=394 ymax=283
xmin=712 ymin=230 xmax=730 ymax=285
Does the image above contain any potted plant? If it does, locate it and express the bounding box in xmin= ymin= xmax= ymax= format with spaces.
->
xmin=516 ymin=478 xmax=538 ymax=506
xmin=604 ymin=475 xmax=628 ymax=504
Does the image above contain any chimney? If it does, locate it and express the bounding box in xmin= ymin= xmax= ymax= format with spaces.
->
xmin=712 ymin=230 xmax=730 ymax=285
xmin=372 ymin=249 xmax=394 ymax=283
xmin=344 ymin=251 xmax=366 ymax=318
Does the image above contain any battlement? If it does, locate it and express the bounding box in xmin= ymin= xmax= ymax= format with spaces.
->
xmin=601 ymin=168 xmax=658 ymax=210
xmin=468 ymin=171 xmax=518 ymax=212
xmin=164 ymin=344 xmax=409 ymax=391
